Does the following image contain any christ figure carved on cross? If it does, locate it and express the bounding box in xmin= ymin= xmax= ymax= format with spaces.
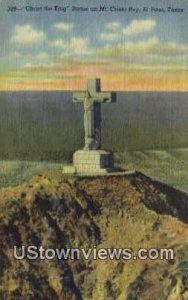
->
xmin=73 ymin=78 xmax=116 ymax=150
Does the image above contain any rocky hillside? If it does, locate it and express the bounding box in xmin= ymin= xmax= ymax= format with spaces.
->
xmin=1 ymin=172 xmax=188 ymax=299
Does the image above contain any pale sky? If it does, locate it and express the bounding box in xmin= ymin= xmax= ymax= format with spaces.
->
xmin=0 ymin=0 xmax=188 ymax=91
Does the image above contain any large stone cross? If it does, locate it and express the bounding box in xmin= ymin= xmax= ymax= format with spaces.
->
xmin=73 ymin=78 xmax=116 ymax=150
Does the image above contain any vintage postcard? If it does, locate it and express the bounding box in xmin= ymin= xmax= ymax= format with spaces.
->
xmin=0 ymin=0 xmax=188 ymax=299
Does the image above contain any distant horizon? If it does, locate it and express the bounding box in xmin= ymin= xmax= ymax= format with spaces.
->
xmin=1 ymin=89 xmax=188 ymax=93
xmin=1 ymin=75 xmax=188 ymax=92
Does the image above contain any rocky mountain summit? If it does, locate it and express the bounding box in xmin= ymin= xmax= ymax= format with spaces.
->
xmin=1 ymin=171 xmax=188 ymax=300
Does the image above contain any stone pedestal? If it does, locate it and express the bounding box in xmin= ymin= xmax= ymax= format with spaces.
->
xmin=74 ymin=150 xmax=114 ymax=174
xmin=63 ymin=150 xmax=114 ymax=175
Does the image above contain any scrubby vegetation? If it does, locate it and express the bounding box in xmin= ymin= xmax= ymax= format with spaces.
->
xmin=1 ymin=173 xmax=188 ymax=299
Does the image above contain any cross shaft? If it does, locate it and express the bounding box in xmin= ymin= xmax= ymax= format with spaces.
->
xmin=73 ymin=78 xmax=116 ymax=150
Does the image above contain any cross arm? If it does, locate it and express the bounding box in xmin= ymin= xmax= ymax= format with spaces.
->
xmin=73 ymin=92 xmax=89 ymax=102
xmin=91 ymin=92 xmax=116 ymax=103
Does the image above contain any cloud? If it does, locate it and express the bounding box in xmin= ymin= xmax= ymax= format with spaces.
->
xmin=124 ymin=36 xmax=160 ymax=55
xmin=51 ymin=37 xmax=90 ymax=55
xmin=154 ymin=41 xmax=188 ymax=56
xmin=12 ymin=25 xmax=46 ymax=45
xmin=96 ymin=36 xmax=188 ymax=62
xmin=123 ymin=19 xmax=156 ymax=36
xmin=100 ymin=22 xmax=121 ymax=42
xmin=49 ymin=33 xmax=188 ymax=69
xmin=105 ymin=22 xmax=121 ymax=31
xmin=35 ymin=52 xmax=50 ymax=61
xmin=100 ymin=32 xmax=119 ymax=41
xmin=53 ymin=22 xmax=73 ymax=31
xmin=23 ymin=51 xmax=50 ymax=62
xmin=24 ymin=63 xmax=35 ymax=68
xmin=97 ymin=36 xmax=160 ymax=59
xmin=70 ymin=38 xmax=86 ymax=49
xmin=100 ymin=19 xmax=156 ymax=42
xmin=21 ymin=52 xmax=50 ymax=68
xmin=51 ymin=39 xmax=68 ymax=49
